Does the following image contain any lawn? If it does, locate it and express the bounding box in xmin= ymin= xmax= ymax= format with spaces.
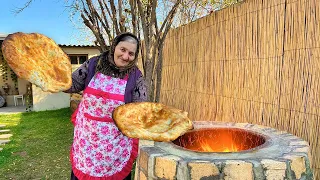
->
xmin=0 ymin=108 xmax=73 ymax=180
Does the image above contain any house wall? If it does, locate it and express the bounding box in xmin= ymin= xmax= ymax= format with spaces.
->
xmin=62 ymin=47 xmax=100 ymax=72
xmin=32 ymin=84 xmax=70 ymax=111
xmin=62 ymin=47 xmax=100 ymax=58
xmin=0 ymin=49 xmax=15 ymax=95
xmin=0 ymin=43 xmax=29 ymax=105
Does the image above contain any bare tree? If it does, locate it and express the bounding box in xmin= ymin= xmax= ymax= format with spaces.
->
xmin=16 ymin=0 xmax=241 ymax=102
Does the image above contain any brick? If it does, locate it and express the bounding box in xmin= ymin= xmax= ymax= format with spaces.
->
xmin=139 ymin=170 xmax=147 ymax=180
xmin=261 ymin=159 xmax=287 ymax=179
xmin=261 ymin=159 xmax=287 ymax=170
xmin=223 ymin=160 xmax=253 ymax=180
xmin=261 ymin=159 xmax=287 ymax=180
xmin=188 ymin=161 xmax=219 ymax=180
xmin=139 ymin=140 xmax=154 ymax=147
xmin=283 ymin=155 xmax=306 ymax=179
xmin=155 ymin=155 xmax=180 ymax=180
xmin=264 ymin=170 xmax=287 ymax=180
xmin=138 ymin=146 xmax=167 ymax=179
xmin=139 ymin=148 xmax=149 ymax=172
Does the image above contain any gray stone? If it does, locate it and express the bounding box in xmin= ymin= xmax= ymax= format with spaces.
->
xmin=249 ymin=160 xmax=265 ymax=180
xmin=141 ymin=146 xmax=166 ymax=155
xmin=176 ymin=161 xmax=189 ymax=180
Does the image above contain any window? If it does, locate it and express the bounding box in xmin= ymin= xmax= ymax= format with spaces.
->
xmin=68 ymin=55 xmax=88 ymax=64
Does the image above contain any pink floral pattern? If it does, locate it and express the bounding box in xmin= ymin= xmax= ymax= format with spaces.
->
xmin=72 ymin=73 xmax=134 ymax=177
xmin=88 ymin=73 xmax=127 ymax=94
xmin=82 ymin=93 xmax=123 ymax=119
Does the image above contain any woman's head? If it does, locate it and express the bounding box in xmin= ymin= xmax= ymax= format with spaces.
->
xmin=111 ymin=33 xmax=140 ymax=70
xmin=96 ymin=32 xmax=140 ymax=78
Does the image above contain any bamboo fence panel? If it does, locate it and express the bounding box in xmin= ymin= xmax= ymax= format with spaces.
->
xmin=160 ymin=0 xmax=319 ymax=177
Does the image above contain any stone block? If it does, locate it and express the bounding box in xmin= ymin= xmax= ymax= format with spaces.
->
xmin=223 ymin=160 xmax=253 ymax=180
xmin=155 ymin=155 xmax=180 ymax=180
xmin=138 ymin=146 xmax=167 ymax=179
xmin=293 ymin=147 xmax=309 ymax=153
xmin=188 ymin=161 xmax=219 ymax=180
xmin=261 ymin=159 xmax=287 ymax=170
xmin=139 ymin=149 xmax=149 ymax=172
xmin=139 ymin=170 xmax=147 ymax=180
xmin=139 ymin=140 xmax=155 ymax=147
xmin=290 ymin=141 xmax=309 ymax=146
xmin=283 ymin=155 xmax=306 ymax=179
xmin=261 ymin=159 xmax=287 ymax=180
xmin=176 ymin=161 xmax=189 ymax=180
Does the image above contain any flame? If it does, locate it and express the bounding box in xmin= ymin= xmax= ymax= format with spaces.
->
xmin=173 ymin=128 xmax=266 ymax=153
xmin=199 ymin=140 xmax=239 ymax=152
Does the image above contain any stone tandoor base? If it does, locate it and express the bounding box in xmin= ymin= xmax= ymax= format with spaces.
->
xmin=135 ymin=121 xmax=314 ymax=180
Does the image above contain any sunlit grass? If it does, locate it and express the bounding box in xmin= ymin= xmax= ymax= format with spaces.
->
xmin=0 ymin=108 xmax=73 ymax=179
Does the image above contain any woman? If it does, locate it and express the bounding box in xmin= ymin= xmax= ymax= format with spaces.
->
xmin=65 ymin=32 xmax=147 ymax=180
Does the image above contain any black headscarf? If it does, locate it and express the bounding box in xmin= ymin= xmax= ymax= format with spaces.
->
xmin=95 ymin=32 xmax=140 ymax=79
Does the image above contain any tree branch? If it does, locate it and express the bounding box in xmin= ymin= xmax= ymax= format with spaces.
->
xmin=151 ymin=0 xmax=159 ymax=36
xmin=97 ymin=0 xmax=113 ymax=43
xmin=118 ymin=0 xmax=125 ymax=32
xmin=14 ymin=0 xmax=33 ymax=14
xmin=137 ymin=0 xmax=150 ymax=49
xmin=129 ymin=0 xmax=137 ymax=35
xmin=81 ymin=13 xmax=107 ymax=51
xmin=109 ymin=0 xmax=120 ymax=35
xmin=160 ymin=0 xmax=181 ymax=33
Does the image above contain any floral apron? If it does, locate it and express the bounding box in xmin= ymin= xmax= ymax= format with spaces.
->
xmin=71 ymin=73 xmax=139 ymax=180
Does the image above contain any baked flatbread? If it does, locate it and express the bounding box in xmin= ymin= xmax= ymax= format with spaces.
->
xmin=113 ymin=102 xmax=193 ymax=142
xmin=1 ymin=32 xmax=72 ymax=92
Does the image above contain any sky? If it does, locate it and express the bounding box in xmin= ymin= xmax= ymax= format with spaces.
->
xmin=1 ymin=0 xmax=91 ymax=45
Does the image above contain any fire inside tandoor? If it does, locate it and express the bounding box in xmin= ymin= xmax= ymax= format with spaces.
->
xmin=172 ymin=128 xmax=266 ymax=152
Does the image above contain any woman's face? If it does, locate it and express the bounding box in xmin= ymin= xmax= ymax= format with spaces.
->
xmin=113 ymin=41 xmax=137 ymax=68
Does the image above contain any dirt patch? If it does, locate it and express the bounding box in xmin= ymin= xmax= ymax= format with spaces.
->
xmin=12 ymin=151 xmax=28 ymax=157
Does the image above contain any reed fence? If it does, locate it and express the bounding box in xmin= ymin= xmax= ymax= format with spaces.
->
xmin=160 ymin=0 xmax=320 ymax=177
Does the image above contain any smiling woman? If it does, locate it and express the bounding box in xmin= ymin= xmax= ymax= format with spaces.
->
xmin=63 ymin=32 xmax=148 ymax=180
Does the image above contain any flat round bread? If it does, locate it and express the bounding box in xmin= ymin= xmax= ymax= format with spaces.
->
xmin=113 ymin=102 xmax=193 ymax=142
xmin=1 ymin=32 xmax=72 ymax=92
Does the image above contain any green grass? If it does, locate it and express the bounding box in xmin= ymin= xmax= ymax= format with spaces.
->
xmin=0 ymin=108 xmax=73 ymax=180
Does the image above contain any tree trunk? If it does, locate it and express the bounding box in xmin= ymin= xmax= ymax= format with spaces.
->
xmin=144 ymin=54 xmax=154 ymax=102
xmin=155 ymin=44 xmax=164 ymax=102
